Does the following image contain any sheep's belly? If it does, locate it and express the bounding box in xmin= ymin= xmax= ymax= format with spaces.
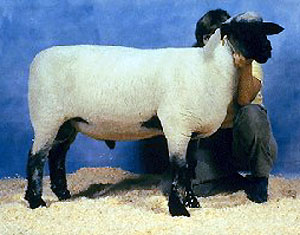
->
xmin=74 ymin=121 xmax=163 ymax=141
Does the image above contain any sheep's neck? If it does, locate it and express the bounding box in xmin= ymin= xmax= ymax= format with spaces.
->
xmin=213 ymin=40 xmax=238 ymax=93
xmin=185 ymin=43 xmax=238 ymax=135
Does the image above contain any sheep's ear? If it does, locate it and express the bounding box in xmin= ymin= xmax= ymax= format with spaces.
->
xmin=262 ymin=22 xmax=284 ymax=35
xmin=220 ymin=24 xmax=231 ymax=39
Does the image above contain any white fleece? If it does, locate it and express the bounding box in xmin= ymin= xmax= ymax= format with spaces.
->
xmin=28 ymin=29 xmax=237 ymax=155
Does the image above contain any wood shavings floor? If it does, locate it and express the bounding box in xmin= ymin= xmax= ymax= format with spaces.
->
xmin=0 ymin=168 xmax=299 ymax=235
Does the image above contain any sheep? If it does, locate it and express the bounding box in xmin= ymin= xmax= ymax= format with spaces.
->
xmin=25 ymin=12 xmax=283 ymax=217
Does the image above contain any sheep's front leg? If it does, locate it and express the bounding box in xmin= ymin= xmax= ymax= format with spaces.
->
xmin=184 ymin=137 xmax=200 ymax=208
xmin=168 ymin=153 xmax=190 ymax=217
xmin=166 ymin=133 xmax=199 ymax=217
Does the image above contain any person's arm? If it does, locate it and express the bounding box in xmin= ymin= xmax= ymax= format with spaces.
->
xmin=233 ymin=53 xmax=262 ymax=106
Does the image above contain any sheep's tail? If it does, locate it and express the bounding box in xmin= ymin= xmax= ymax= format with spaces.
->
xmin=203 ymin=28 xmax=222 ymax=60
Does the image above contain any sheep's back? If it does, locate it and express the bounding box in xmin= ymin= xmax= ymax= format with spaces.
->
xmin=28 ymin=46 xmax=197 ymax=129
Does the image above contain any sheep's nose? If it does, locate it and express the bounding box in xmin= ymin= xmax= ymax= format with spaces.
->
xmin=264 ymin=40 xmax=272 ymax=51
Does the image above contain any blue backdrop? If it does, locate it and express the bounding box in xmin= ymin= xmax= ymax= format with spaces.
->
xmin=0 ymin=0 xmax=299 ymax=178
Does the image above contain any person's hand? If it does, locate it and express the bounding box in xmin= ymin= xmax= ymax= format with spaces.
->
xmin=233 ymin=52 xmax=253 ymax=68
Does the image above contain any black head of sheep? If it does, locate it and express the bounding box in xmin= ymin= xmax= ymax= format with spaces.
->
xmin=221 ymin=14 xmax=284 ymax=63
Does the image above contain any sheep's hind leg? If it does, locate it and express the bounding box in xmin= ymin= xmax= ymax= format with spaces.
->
xmin=48 ymin=120 xmax=77 ymax=201
xmin=25 ymin=121 xmax=64 ymax=209
xmin=25 ymin=147 xmax=50 ymax=209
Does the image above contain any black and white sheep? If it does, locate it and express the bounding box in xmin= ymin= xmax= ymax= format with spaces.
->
xmin=25 ymin=12 xmax=283 ymax=217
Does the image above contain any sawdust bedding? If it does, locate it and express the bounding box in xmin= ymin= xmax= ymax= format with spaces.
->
xmin=0 ymin=167 xmax=299 ymax=235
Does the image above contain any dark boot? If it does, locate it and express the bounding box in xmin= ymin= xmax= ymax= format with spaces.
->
xmin=245 ymin=176 xmax=268 ymax=203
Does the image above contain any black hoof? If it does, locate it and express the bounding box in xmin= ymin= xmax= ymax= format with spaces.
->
xmin=245 ymin=176 xmax=268 ymax=203
xmin=184 ymin=195 xmax=200 ymax=208
xmin=56 ymin=190 xmax=71 ymax=201
xmin=25 ymin=195 xmax=47 ymax=209
xmin=168 ymin=192 xmax=190 ymax=217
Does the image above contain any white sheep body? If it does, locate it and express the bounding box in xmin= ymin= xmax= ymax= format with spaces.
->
xmin=25 ymin=12 xmax=284 ymax=216
xmin=28 ymin=29 xmax=237 ymax=155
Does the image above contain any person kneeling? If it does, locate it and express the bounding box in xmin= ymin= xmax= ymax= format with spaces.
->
xmin=191 ymin=9 xmax=278 ymax=203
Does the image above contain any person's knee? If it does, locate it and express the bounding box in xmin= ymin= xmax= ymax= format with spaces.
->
xmin=234 ymin=105 xmax=278 ymax=176
xmin=234 ymin=104 xmax=270 ymax=139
